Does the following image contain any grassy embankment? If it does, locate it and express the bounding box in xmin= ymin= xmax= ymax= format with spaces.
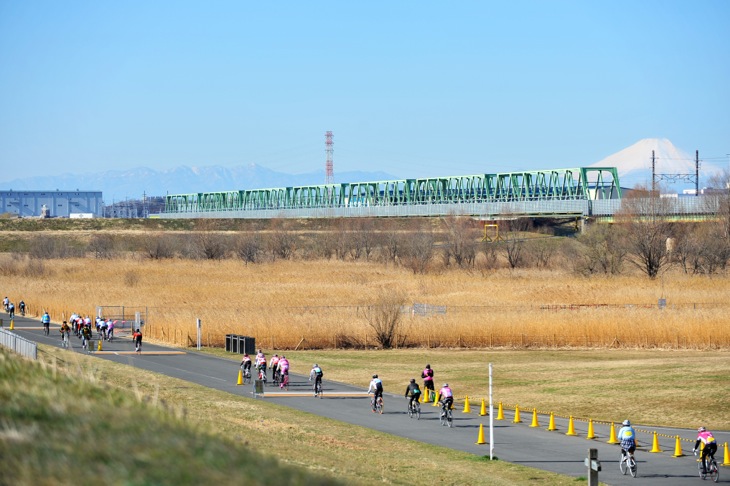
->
xmin=0 ymin=346 xmax=578 ymax=486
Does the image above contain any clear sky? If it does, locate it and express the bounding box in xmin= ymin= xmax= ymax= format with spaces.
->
xmin=1 ymin=0 xmax=728 ymax=183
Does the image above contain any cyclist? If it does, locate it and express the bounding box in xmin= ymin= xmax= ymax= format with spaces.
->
xmin=18 ymin=300 xmax=25 ymax=316
xmin=81 ymin=324 xmax=92 ymax=351
xmin=106 ymin=319 xmax=115 ymax=342
xmin=310 ymin=364 xmax=324 ymax=396
xmin=41 ymin=311 xmax=51 ymax=335
xmin=421 ymin=364 xmax=434 ymax=399
xmin=269 ymin=354 xmax=280 ymax=383
xmin=240 ymin=353 xmax=252 ymax=377
xmin=404 ymin=378 xmax=421 ymax=412
xmin=438 ymin=383 xmax=453 ymax=415
xmin=133 ymin=328 xmax=143 ymax=353
xmin=7 ymin=302 xmax=14 ymax=319
xmin=255 ymin=350 xmax=267 ymax=378
xmin=60 ymin=321 xmax=71 ymax=348
xmin=617 ymin=419 xmax=637 ymax=462
xmin=693 ymin=426 xmax=718 ymax=475
xmin=368 ymin=374 xmax=384 ymax=412
xmin=2 ymin=297 xmax=8 ymax=312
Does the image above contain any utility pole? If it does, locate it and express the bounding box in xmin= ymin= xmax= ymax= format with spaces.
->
xmin=695 ymin=150 xmax=699 ymax=196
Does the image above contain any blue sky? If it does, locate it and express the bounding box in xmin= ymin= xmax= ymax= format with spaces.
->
xmin=1 ymin=1 xmax=728 ymax=184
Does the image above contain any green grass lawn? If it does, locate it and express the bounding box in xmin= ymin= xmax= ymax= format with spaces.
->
xmin=0 ymin=346 xmax=581 ymax=486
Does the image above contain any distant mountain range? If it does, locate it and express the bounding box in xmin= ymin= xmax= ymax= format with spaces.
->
xmin=1 ymin=139 xmax=725 ymax=202
xmin=0 ymin=165 xmax=399 ymax=203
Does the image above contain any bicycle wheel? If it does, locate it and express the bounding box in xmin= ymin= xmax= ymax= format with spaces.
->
xmin=407 ymin=403 xmax=413 ymax=418
xmin=447 ymin=409 xmax=453 ymax=428
xmin=619 ymin=454 xmax=628 ymax=475
xmin=439 ymin=409 xmax=446 ymax=426
xmin=377 ymin=397 xmax=383 ymax=414
xmin=698 ymin=459 xmax=706 ymax=480
xmin=710 ymin=460 xmax=719 ymax=483
xmin=415 ymin=402 xmax=420 ymax=420
xmin=629 ymin=456 xmax=637 ymax=478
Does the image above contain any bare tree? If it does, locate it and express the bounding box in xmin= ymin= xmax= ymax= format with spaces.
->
xmin=401 ymin=231 xmax=435 ymax=274
xmin=501 ymin=232 xmax=526 ymax=269
xmin=142 ymin=233 xmax=177 ymax=259
xmin=617 ymin=186 xmax=674 ymax=278
xmin=88 ymin=234 xmax=117 ymax=259
xmin=267 ymin=219 xmax=296 ymax=260
xmin=441 ymin=214 xmax=479 ymax=268
xmin=235 ymin=233 xmax=261 ymax=265
xmin=363 ymin=289 xmax=408 ymax=349
xmin=574 ymin=224 xmax=627 ymax=275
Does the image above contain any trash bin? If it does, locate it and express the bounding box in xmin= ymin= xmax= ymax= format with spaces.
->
xmin=225 ymin=334 xmax=233 ymax=352
xmin=241 ymin=336 xmax=256 ymax=355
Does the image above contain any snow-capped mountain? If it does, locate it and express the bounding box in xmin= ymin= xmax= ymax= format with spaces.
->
xmin=0 ymin=164 xmax=398 ymax=203
xmin=590 ymin=138 xmax=726 ymax=190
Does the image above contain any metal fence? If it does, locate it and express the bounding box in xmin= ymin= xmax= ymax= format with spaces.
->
xmin=0 ymin=328 xmax=37 ymax=360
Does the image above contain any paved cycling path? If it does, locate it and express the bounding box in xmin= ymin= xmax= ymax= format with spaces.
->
xmin=7 ymin=315 xmax=728 ymax=486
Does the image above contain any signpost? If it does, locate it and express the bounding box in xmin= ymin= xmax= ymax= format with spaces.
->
xmin=196 ymin=318 xmax=202 ymax=350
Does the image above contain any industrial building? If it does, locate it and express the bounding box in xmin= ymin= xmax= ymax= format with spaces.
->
xmin=0 ymin=190 xmax=103 ymax=218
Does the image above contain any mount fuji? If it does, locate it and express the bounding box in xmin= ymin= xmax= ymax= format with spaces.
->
xmin=590 ymin=138 xmax=726 ymax=191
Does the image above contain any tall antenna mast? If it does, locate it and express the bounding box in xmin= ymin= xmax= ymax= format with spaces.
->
xmin=325 ymin=131 xmax=334 ymax=184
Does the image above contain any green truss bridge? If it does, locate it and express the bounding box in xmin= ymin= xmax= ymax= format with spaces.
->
xmin=162 ymin=167 xmax=622 ymax=219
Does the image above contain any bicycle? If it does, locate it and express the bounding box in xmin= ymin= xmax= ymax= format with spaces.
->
xmin=439 ymin=402 xmax=453 ymax=427
xmin=314 ymin=379 xmax=323 ymax=398
xmin=407 ymin=398 xmax=421 ymax=419
xmin=242 ymin=367 xmax=252 ymax=385
xmin=370 ymin=394 xmax=384 ymax=414
xmin=258 ymin=367 xmax=267 ymax=384
xmin=280 ymin=372 xmax=289 ymax=391
xmin=619 ymin=449 xmax=637 ymax=478
xmin=43 ymin=323 xmax=50 ymax=336
xmin=696 ymin=449 xmax=719 ymax=483
xmin=272 ymin=368 xmax=280 ymax=386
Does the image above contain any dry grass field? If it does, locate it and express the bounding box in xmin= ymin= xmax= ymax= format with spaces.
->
xmin=2 ymin=255 xmax=729 ymax=350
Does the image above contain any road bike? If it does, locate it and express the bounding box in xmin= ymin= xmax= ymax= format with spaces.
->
xmin=242 ymin=367 xmax=252 ymax=385
xmin=272 ymin=368 xmax=280 ymax=386
xmin=370 ymin=394 xmax=383 ymax=414
xmin=313 ymin=379 xmax=323 ymax=398
xmin=439 ymin=402 xmax=453 ymax=427
xmin=407 ymin=398 xmax=421 ymax=419
xmin=279 ymin=372 xmax=289 ymax=391
xmin=696 ymin=449 xmax=719 ymax=482
xmin=43 ymin=323 xmax=50 ymax=336
xmin=257 ymin=367 xmax=267 ymax=384
xmin=619 ymin=449 xmax=637 ymax=478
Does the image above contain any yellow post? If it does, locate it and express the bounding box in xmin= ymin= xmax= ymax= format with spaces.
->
xmin=9 ymin=319 xmax=14 ymax=330
xmin=586 ymin=419 xmax=595 ymax=440
xmin=513 ymin=404 xmax=522 ymax=423
xmin=547 ymin=412 xmax=557 ymax=431
xmin=566 ymin=416 xmax=577 ymax=436
xmin=672 ymin=435 xmax=684 ymax=457
xmin=722 ymin=441 xmax=730 ymax=466
xmin=479 ymin=398 xmax=487 ymax=416
xmin=236 ymin=369 xmax=244 ymax=386
xmin=496 ymin=401 xmax=504 ymax=420
xmin=649 ymin=431 xmax=663 ymax=453
xmin=475 ymin=424 xmax=486 ymax=445
xmin=97 ymin=339 xmax=102 ymax=351
xmin=463 ymin=396 xmax=471 ymax=413
xmin=607 ymin=422 xmax=619 ymax=444
xmin=530 ymin=408 xmax=539 ymax=427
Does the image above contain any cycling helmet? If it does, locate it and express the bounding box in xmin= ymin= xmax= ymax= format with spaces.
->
xmin=425 ymin=364 xmax=431 ymax=368
xmin=698 ymin=426 xmax=706 ymax=432
xmin=443 ymin=383 xmax=448 ymax=387
xmin=622 ymin=420 xmax=631 ymax=426
xmin=313 ymin=364 xmax=318 ymax=368
xmin=372 ymin=374 xmax=378 ymax=379
xmin=410 ymin=378 xmax=416 ymax=383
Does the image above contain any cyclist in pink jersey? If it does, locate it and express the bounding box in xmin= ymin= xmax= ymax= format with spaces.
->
xmin=694 ymin=427 xmax=718 ymax=475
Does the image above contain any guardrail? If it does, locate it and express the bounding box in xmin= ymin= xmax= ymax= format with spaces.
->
xmin=0 ymin=328 xmax=38 ymax=360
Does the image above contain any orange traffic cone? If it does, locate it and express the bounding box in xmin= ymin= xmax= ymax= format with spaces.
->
xmin=476 ymin=423 xmax=486 ymax=445
xmin=530 ymin=408 xmax=539 ymax=428
xmin=722 ymin=442 xmax=730 ymax=466
xmin=672 ymin=435 xmax=684 ymax=457
xmin=496 ymin=401 xmax=504 ymax=420
xmin=649 ymin=431 xmax=663 ymax=453
xmin=236 ymin=369 xmax=244 ymax=386
xmin=547 ymin=412 xmax=557 ymax=431
xmin=566 ymin=416 xmax=577 ymax=436
xmin=480 ymin=398 xmax=487 ymax=416
xmin=463 ymin=396 xmax=471 ymax=413
xmin=586 ymin=419 xmax=595 ymax=440
xmin=513 ymin=404 xmax=522 ymax=423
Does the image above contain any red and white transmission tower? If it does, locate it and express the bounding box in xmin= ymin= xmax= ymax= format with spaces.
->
xmin=325 ymin=131 xmax=334 ymax=184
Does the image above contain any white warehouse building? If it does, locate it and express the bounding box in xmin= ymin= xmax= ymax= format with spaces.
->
xmin=0 ymin=190 xmax=103 ymax=218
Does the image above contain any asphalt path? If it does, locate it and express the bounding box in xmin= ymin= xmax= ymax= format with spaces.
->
xmin=5 ymin=313 xmax=728 ymax=485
